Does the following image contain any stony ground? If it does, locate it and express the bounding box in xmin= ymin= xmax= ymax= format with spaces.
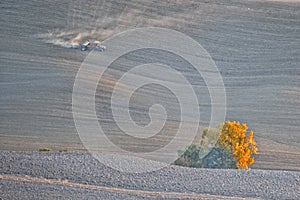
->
xmin=1 ymin=151 xmax=299 ymax=199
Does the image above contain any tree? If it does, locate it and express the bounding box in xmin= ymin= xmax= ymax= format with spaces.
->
xmin=217 ymin=121 xmax=258 ymax=169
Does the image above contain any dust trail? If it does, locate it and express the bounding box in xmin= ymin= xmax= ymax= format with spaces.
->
xmin=37 ymin=0 xmax=202 ymax=49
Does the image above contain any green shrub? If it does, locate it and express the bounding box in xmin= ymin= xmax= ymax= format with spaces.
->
xmin=39 ymin=148 xmax=51 ymax=152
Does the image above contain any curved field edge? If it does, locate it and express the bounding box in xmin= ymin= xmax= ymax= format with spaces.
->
xmin=0 ymin=151 xmax=299 ymax=199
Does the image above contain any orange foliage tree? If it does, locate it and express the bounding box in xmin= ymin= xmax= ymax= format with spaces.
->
xmin=217 ymin=121 xmax=258 ymax=170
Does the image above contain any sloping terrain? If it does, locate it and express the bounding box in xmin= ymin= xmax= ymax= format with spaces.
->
xmin=0 ymin=0 xmax=299 ymax=171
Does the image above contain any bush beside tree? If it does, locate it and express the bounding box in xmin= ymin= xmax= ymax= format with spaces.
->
xmin=174 ymin=120 xmax=258 ymax=170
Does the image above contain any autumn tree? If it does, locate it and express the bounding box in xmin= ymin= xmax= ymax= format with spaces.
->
xmin=217 ymin=121 xmax=258 ymax=169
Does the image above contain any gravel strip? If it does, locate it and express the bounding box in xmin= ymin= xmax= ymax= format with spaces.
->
xmin=1 ymin=151 xmax=299 ymax=199
xmin=1 ymin=179 xmax=147 ymax=200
